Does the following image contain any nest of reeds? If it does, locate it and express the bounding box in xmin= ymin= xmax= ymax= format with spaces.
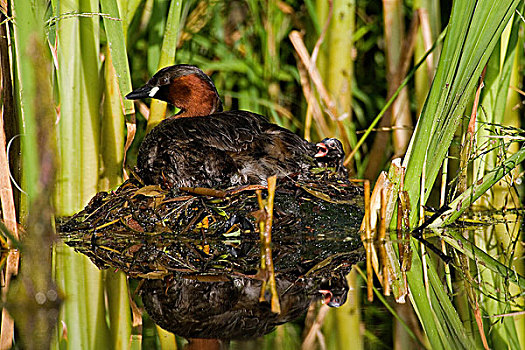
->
xmin=58 ymin=172 xmax=365 ymax=280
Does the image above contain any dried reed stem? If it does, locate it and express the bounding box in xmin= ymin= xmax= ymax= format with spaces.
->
xmin=418 ymin=8 xmax=436 ymax=80
xmin=301 ymin=304 xmax=329 ymax=350
xmin=257 ymin=176 xmax=280 ymax=313
xmin=364 ymin=180 xmax=373 ymax=302
xmin=289 ymin=30 xmax=351 ymax=150
xmin=379 ymin=189 xmax=390 ymax=295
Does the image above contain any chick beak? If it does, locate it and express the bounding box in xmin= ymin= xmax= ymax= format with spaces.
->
xmin=319 ymin=289 xmax=333 ymax=305
xmin=315 ymin=142 xmax=328 ymax=158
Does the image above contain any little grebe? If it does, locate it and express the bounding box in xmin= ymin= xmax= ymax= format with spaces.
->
xmin=126 ymin=65 xmax=345 ymax=188
xmin=314 ymin=138 xmax=347 ymax=176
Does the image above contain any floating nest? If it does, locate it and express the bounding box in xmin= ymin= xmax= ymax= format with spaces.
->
xmin=59 ymin=173 xmax=364 ymax=279
xmin=58 ymin=173 xmax=365 ymax=339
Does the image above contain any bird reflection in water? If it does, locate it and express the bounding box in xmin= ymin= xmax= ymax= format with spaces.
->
xmin=140 ymin=254 xmax=358 ymax=344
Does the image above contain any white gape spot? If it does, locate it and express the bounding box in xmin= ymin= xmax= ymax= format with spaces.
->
xmin=148 ymin=86 xmax=160 ymax=97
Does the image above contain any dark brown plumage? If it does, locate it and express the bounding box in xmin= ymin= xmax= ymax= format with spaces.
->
xmin=126 ymin=64 xmax=344 ymax=188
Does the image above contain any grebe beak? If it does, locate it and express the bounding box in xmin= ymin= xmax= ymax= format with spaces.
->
xmin=126 ymin=84 xmax=159 ymax=100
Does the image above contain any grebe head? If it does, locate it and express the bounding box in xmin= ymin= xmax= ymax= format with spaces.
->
xmin=126 ymin=64 xmax=223 ymax=118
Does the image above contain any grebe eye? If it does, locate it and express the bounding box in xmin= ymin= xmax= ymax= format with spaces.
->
xmin=160 ymin=77 xmax=170 ymax=85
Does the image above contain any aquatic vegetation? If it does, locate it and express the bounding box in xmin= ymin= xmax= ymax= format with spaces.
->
xmin=0 ymin=0 xmax=523 ymax=349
